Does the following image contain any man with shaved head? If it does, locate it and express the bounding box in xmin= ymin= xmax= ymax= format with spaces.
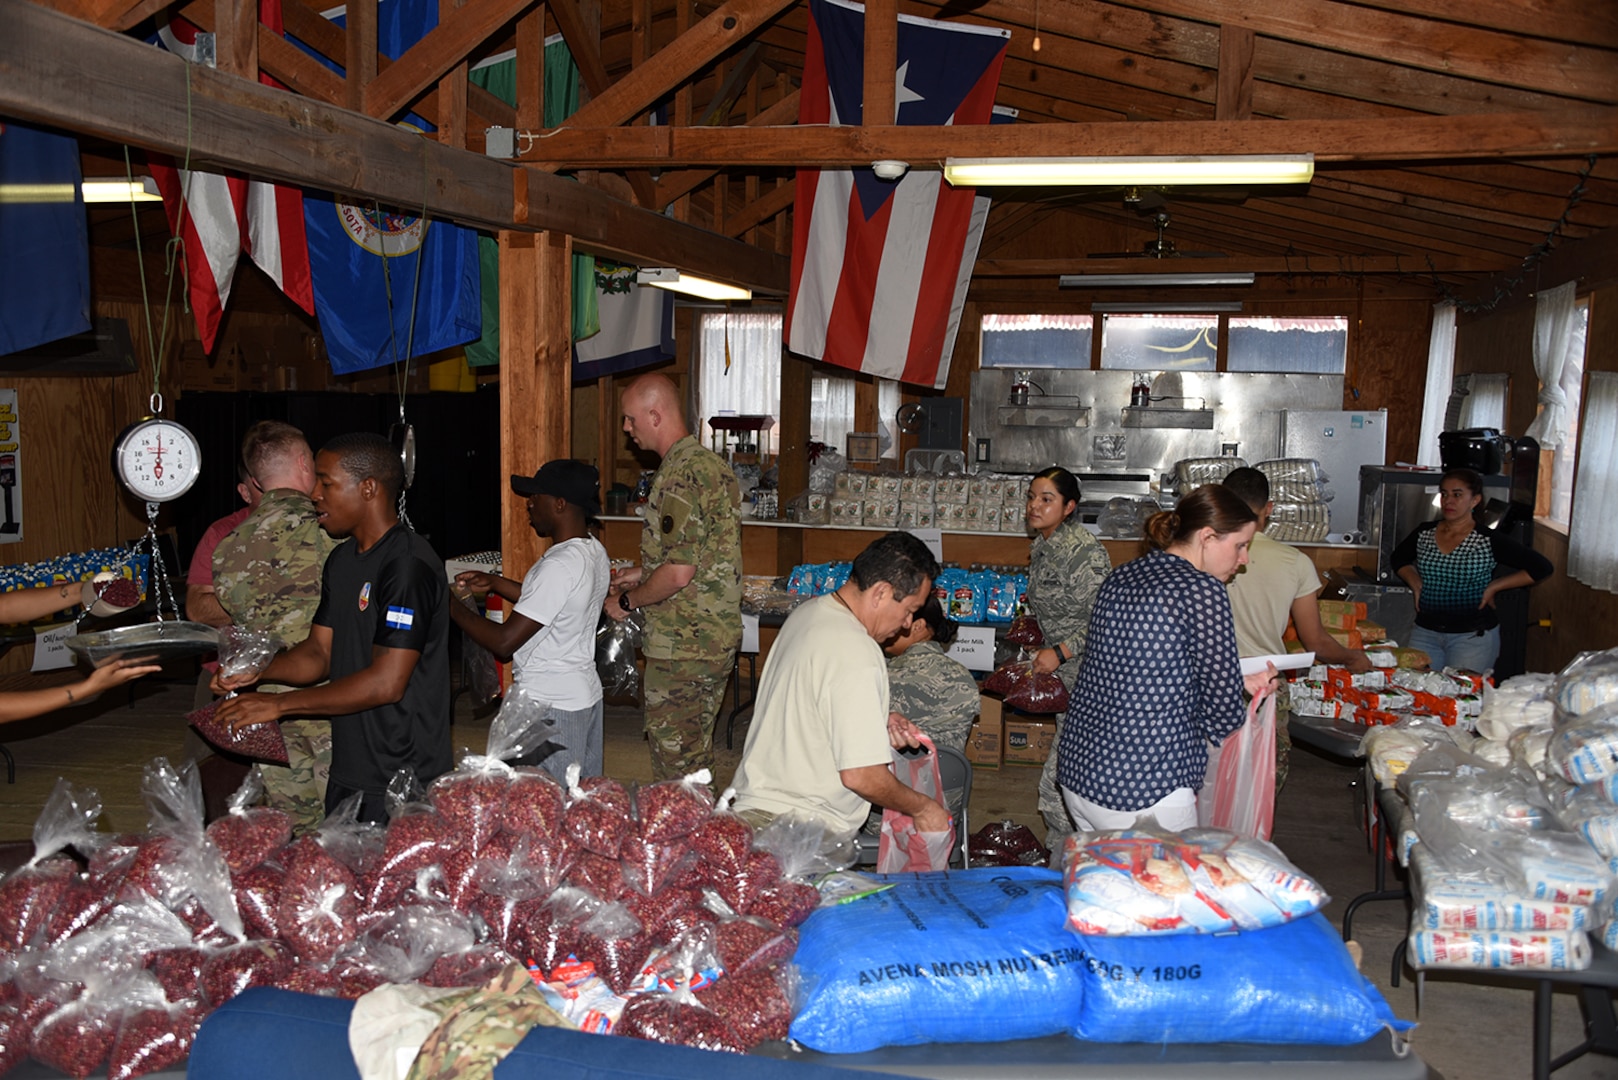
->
xmin=606 ymin=373 xmax=742 ymax=780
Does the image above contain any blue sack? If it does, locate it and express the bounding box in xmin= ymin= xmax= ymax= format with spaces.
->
xmin=1071 ymin=912 xmax=1411 ymax=1044
xmin=789 ymin=868 xmax=1083 ymax=1053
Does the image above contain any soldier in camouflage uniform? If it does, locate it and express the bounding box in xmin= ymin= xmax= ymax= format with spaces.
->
xmin=212 ymin=421 xmax=340 ymax=833
xmin=1023 ymin=467 xmax=1113 ymax=839
xmin=605 ymin=374 xmax=742 ymax=780
xmin=884 ymin=595 xmax=979 ymax=821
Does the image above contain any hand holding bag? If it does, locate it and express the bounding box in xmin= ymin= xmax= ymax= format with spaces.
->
xmin=876 ymin=734 xmax=955 ymax=872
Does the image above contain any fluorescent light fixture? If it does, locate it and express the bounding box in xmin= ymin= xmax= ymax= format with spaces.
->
xmin=636 ymin=267 xmax=751 ymax=301
xmin=1092 ymin=302 xmax=1245 ymax=314
xmin=943 ymin=155 xmax=1314 ymax=188
xmin=1060 ymin=272 xmax=1256 ymax=287
xmin=81 ymin=177 xmax=162 ymax=203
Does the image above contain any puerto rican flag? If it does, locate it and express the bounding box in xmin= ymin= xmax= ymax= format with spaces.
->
xmin=787 ymin=0 xmax=1008 ymax=390
xmin=148 ymin=0 xmax=314 ymax=352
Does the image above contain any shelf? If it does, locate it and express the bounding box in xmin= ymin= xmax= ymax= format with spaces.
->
xmin=1121 ymin=406 xmax=1215 ymax=430
xmin=997 ymin=404 xmax=1091 ymax=428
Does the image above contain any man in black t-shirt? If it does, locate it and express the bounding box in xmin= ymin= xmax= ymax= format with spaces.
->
xmin=216 ymin=432 xmax=450 ymax=824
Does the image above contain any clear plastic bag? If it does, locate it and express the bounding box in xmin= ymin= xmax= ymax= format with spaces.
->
xmin=1553 ymin=647 xmax=1618 ymax=720
xmin=1004 ymin=614 xmax=1044 ymax=648
xmin=877 ymin=735 xmax=953 ymax=873
xmin=484 ymin=684 xmax=564 ymax=764
xmin=499 ymin=767 xmax=567 ymax=841
xmin=454 ymin=592 xmax=502 ymax=707
xmin=695 ymin=963 xmax=796 ymax=1048
xmin=564 ymin=765 xmax=632 ymax=858
xmin=1547 ymin=701 xmax=1618 ymax=784
xmin=1062 ymin=827 xmax=1329 ymax=936
xmin=205 ymin=769 xmax=291 ymax=874
xmin=616 ymin=985 xmax=743 ymax=1054
xmin=516 ymin=887 xmax=602 ymax=977
xmin=379 ymin=773 xmax=463 ymax=879
xmin=596 ymin=612 xmax=643 ymax=699
xmin=275 ymin=837 xmax=359 ymax=964
xmin=750 ymin=808 xmax=855 ymax=880
xmin=688 ymin=790 xmax=755 ymax=879
xmin=1005 ymin=669 xmax=1068 ymax=713
xmin=1209 ymin=686 xmax=1277 ymax=840
xmin=712 ymin=914 xmax=797 ymax=973
xmin=430 ymin=753 xmax=516 ymax=856
xmin=126 ymin=759 xmax=244 ymax=944
xmin=635 ymin=769 xmax=715 ymax=842
xmin=108 ymin=984 xmax=202 ymax=1080
xmin=0 ymin=779 xmax=101 ymax=950
xmin=356 ymin=901 xmax=480 ymax=983
xmin=574 ymin=902 xmax=652 ymax=995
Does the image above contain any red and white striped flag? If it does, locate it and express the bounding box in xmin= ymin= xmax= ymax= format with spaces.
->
xmin=149 ymin=2 xmax=313 ymax=352
xmin=787 ymin=0 xmax=1008 ymax=390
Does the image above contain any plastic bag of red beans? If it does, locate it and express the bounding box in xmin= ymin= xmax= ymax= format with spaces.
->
xmin=206 ymin=771 xmax=292 ymax=874
xmin=200 ymin=939 xmax=293 ymax=1007
xmin=499 ymin=768 xmax=566 ymax=840
xmin=695 ymin=964 xmax=797 ymax=1048
xmin=620 ymin=833 xmax=695 ymax=898
xmin=563 ymin=766 xmax=633 ymax=859
xmin=635 ymin=769 xmax=715 ymax=843
xmin=712 ymin=916 xmax=797 ymax=974
xmin=714 ymin=850 xmax=781 ymax=914
xmin=429 ymin=756 xmax=515 ymax=855
xmin=687 ymin=792 xmax=754 ymax=878
xmin=275 ymin=839 xmax=359 ymax=965
xmin=0 ymin=779 xmax=104 ymax=950
xmin=108 ymin=1000 xmax=201 ymax=1080
xmin=616 ymin=993 xmax=744 ymax=1054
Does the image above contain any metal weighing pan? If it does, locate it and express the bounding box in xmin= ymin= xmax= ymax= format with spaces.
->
xmin=65 ymin=621 xmax=221 ymax=668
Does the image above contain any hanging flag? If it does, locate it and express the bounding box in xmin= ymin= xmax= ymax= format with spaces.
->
xmin=148 ymin=2 xmax=313 ymax=353
xmin=787 ymin=0 xmax=1007 ymax=390
xmin=0 ymin=120 xmax=90 ymax=355
xmin=572 ymin=263 xmax=674 ymax=381
xmin=291 ymin=0 xmax=481 ymax=373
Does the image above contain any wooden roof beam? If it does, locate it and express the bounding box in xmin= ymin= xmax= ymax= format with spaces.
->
xmin=559 ymin=0 xmax=798 ymax=130
xmin=520 ymin=109 xmax=1618 ymax=166
xmin=974 ymin=254 xmax=1505 ymax=275
xmin=0 ymin=1 xmax=788 ymax=290
xmin=863 ymin=0 xmax=895 ymax=126
xmin=1216 ymin=25 xmax=1254 ymax=121
xmin=650 ymin=86 xmax=798 ymax=208
xmin=720 ymin=179 xmax=792 ymax=236
xmin=1107 ymin=0 xmax=1618 ymax=103
xmin=362 ymin=0 xmax=535 ymax=121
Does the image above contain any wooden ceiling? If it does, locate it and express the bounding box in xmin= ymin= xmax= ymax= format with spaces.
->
xmin=10 ymin=0 xmax=1618 ymax=305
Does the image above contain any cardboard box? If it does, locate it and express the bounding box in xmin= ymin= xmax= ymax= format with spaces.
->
xmin=1004 ymin=719 xmax=1056 ymax=766
xmin=1356 ymin=618 xmax=1387 ymax=643
xmin=965 ymin=694 xmax=1002 ymax=768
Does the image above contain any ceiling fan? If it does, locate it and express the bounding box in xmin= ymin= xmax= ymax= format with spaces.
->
xmin=1086 ymin=211 xmax=1227 ymax=260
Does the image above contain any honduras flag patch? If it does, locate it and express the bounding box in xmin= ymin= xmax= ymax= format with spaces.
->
xmin=385 ymin=605 xmax=415 ymax=630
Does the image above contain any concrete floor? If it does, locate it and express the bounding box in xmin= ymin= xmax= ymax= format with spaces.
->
xmin=0 ymin=665 xmax=1613 ymax=1079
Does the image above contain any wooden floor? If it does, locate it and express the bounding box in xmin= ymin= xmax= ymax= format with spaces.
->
xmin=0 ymin=665 xmax=1607 ymax=1079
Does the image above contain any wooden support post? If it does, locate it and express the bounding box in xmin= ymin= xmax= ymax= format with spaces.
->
xmin=862 ymin=0 xmax=896 ymax=126
xmin=516 ymin=5 xmax=544 ymax=131
xmin=215 ymin=0 xmax=257 ymax=79
xmin=345 ymin=0 xmax=377 ymax=112
xmin=438 ymin=0 xmax=469 ymax=148
xmin=499 ymin=228 xmax=573 ymax=575
xmin=775 ymin=346 xmax=811 ymax=572
xmin=1217 ymin=25 xmax=1255 ymax=122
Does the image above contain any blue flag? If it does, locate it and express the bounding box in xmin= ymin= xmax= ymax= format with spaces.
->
xmin=293 ymin=0 xmax=480 ymax=373
xmin=0 ymin=120 xmax=90 ymax=355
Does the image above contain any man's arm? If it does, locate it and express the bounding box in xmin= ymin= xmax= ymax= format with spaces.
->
xmin=1291 ymin=592 xmax=1372 ymax=673
xmin=186 ymin=584 xmax=234 ymax=627
xmin=216 ymin=640 xmax=419 ymax=732
xmin=605 ymin=561 xmax=694 ymax=620
xmin=840 ymin=763 xmax=950 ymax=832
xmin=449 ymin=600 xmax=540 ymax=662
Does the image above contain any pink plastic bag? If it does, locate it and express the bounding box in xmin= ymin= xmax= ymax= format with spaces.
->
xmin=876 ymin=735 xmax=954 ymax=873
xmin=1210 ymin=685 xmax=1278 ymax=840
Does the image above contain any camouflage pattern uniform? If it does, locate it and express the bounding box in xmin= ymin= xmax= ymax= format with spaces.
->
xmin=887 ymin=639 xmax=980 ymax=820
xmin=1024 ymin=517 xmax=1112 ymax=837
xmin=213 ymin=488 xmax=342 ymax=834
xmin=639 ymin=435 xmax=742 ymax=780
xmin=887 ymin=640 xmax=980 ymax=754
xmin=406 ymin=962 xmax=568 ymax=1080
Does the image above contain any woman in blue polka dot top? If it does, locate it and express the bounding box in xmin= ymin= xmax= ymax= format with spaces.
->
xmin=1055 ymin=485 xmax=1277 ymax=832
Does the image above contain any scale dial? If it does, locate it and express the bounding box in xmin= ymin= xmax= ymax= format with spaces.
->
xmin=113 ymin=418 xmax=202 ymax=502
xmin=390 ymin=422 xmax=416 ymax=491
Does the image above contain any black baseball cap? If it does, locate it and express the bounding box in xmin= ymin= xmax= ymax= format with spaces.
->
xmin=511 ymin=459 xmax=602 ymax=517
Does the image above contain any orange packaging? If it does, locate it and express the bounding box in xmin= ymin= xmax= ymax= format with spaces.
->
xmin=1325 ymin=667 xmax=1354 ymax=697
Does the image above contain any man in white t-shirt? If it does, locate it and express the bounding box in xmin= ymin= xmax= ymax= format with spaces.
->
xmin=452 ymin=459 xmax=611 ymax=779
xmin=732 ymin=532 xmax=951 ymax=839
xmin=1213 ymin=467 xmax=1371 ymax=809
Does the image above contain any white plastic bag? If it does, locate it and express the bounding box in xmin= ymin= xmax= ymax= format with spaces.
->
xmin=1210 ymin=685 xmax=1277 ymax=840
xmin=876 ymin=735 xmax=953 ymax=873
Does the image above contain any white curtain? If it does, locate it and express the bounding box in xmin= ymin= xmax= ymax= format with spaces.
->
xmin=698 ymin=310 xmax=783 ymax=454
xmin=813 ymin=374 xmax=857 ymax=456
xmin=1549 ymin=303 xmax=1589 ymax=523
xmin=1417 ymin=302 xmax=1457 ymax=467
xmin=1525 ymin=281 xmax=1579 ymax=447
xmin=878 ymin=378 xmax=901 ymax=459
xmin=1569 ymin=373 xmax=1618 ymax=593
xmin=1459 ymin=376 xmax=1508 ymax=432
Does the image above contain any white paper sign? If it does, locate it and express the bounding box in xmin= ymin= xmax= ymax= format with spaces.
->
xmin=945 ymin=625 xmax=996 ymax=670
xmin=742 ymin=612 xmax=760 ymax=654
xmin=1240 ymin=652 xmax=1315 ymax=677
xmin=31 ymin=622 xmax=75 ymax=672
xmin=910 ymin=528 xmax=944 ymax=564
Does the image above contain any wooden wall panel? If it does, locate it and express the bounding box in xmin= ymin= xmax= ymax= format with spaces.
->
xmin=1345 ymin=292 xmax=1435 ymax=464
xmin=1527 ymin=526 xmax=1618 ymax=672
xmin=1455 ymin=302 xmax=1534 ymax=434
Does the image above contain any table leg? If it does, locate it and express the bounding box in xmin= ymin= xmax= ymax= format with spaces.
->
xmin=1535 ymin=978 xmax=1554 ymax=1080
xmin=0 ymin=742 xmax=11 ymax=783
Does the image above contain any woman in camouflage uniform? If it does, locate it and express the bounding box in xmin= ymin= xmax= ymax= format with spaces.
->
xmin=1023 ymin=466 xmax=1113 ymax=837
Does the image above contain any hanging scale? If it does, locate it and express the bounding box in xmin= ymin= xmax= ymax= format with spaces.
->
xmin=108 ymin=393 xmax=198 ymax=620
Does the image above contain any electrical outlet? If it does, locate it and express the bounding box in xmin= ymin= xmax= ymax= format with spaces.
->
xmin=1222 ymin=443 xmax=1239 ymax=457
xmin=975 ymin=438 xmax=992 ymax=464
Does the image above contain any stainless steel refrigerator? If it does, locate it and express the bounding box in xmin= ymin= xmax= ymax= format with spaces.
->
xmin=1276 ymin=409 xmax=1389 ymax=539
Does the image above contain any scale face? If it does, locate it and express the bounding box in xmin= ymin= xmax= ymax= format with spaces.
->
xmin=113 ymin=417 xmax=202 ymax=502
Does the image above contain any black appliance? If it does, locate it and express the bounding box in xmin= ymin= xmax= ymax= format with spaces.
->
xmin=1439 ymin=428 xmax=1511 ymax=475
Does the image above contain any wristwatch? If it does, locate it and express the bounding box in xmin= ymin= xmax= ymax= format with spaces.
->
xmin=619 ymin=590 xmax=635 ymax=613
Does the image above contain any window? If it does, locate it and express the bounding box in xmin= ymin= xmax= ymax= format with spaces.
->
xmin=697 ymin=310 xmax=782 ymax=454
xmin=1226 ymin=316 xmax=1348 ymax=373
xmin=980 ymin=313 xmax=1092 ymax=369
xmin=1568 ymin=372 xmax=1618 ymax=594
xmin=810 ymin=374 xmax=901 ymax=460
xmin=1099 ymin=314 xmax=1217 ymax=371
